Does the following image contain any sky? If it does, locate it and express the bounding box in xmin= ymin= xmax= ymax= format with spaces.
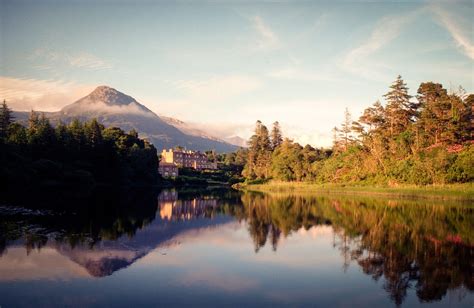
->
xmin=0 ymin=0 xmax=473 ymax=147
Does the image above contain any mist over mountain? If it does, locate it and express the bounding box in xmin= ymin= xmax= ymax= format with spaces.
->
xmin=160 ymin=116 xmax=246 ymax=147
xmin=13 ymin=86 xmax=240 ymax=152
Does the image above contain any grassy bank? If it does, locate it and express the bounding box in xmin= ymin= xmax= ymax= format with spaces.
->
xmin=236 ymin=181 xmax=474 ymax=201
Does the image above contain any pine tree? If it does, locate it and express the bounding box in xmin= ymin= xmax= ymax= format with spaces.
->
xmin=0 ymin=100 xmax=14 ymax=139
xmin=416 ymin=82 xmax=449 ymax=145
xmin=270 ymin=121 xmax=283 ymax=150
xmin=243 ymin=120 xmax=273 ymax=179
xmin=338 ymin=108 xmax=353 ymax=150
xmin=69 ymin=118 xmax=86 ymax=149
xmin=383 ymin=75 xmax=413 ymax=137
xmin=464 ymin=94 xmax=474 ymax=140
xmin=27 ymin=110 xmax=40 ymax=144
xmin=6 ymin=123 xmax=27 ymax=145
xmin=359 ymin=100 xmax=385 ymax=133
xmin=332 ymin=126 xmax=340 ymax=152
xmin=85 ymin=118 xmax=104 ymax=148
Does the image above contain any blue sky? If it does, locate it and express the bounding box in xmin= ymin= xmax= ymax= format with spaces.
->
xmin=1 ymin=0 xmax=472 ymax=146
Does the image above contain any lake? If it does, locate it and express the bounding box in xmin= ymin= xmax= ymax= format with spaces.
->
xmin=0 ymin=188 xmax=472 ymax=307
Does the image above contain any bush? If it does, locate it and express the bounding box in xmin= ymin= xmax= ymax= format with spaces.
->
xmin=447 ymin=146 xmax=474 ymax=183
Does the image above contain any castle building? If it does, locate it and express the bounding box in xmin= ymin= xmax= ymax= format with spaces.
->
xmin=158 ymin=162 xmax=179 ymax=178
xmin=160 ymin=149 xmax=217 ymax=171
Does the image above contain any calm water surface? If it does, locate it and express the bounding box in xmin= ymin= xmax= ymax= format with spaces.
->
xmin=0 ymin=189 xmax=472 ymax=307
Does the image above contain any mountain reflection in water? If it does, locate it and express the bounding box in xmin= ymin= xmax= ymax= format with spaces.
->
xmin=0 ymin=189 xmax=472 ymax=307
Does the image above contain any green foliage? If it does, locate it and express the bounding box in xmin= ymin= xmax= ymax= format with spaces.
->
xmin=243 ymin=120 xmax=273 ymax=179
xmin=0 ymin=107 xmax=159 ymax=196
xmin=447 ymin=146 xmax=474 ymax=183
xmin=0 ymin=100 xmax=14 ymax=139
xmin=241 ymin=76 xmax=473 ymax=186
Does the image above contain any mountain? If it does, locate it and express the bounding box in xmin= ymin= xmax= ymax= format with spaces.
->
xmin=14 ymin=86 xmax=239 ymax=152
xmin=225 ymin=136 xmax=247 ymax=147
xmin=160 ymin=116 xmax=247 ymax=147
xmin=160 ymin=116 xmax=224 ymax=142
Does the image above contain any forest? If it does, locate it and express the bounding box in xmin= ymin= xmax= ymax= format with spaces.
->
xmin=240 ymin=76 xmax=473 ymax=185
xmin=0 ymin=103 xmax=158 ymax=198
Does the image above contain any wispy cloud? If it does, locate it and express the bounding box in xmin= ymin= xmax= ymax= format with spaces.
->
xmin=430 ymin=4 xmax=474 ymax=60
xmin=168 ymin=75 xmax=262 ymax=101
xmin=341 ymin=10 xmax=420 ymax=80
xmin=267 ymin=67 xmax=343 ymax=83
xmin=252 ymin=15 xmax=281 ymax=51
xmin=0 ymin=76 xmax=94 ymax=111
xmin=68 ymin=52 xmax=112 ymax=69
xmin=29 ymin=47 xmax=112 ymax=70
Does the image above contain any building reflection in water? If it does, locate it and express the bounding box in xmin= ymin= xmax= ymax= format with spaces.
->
xmin=158 ymin=190 xmax=219 ymax=221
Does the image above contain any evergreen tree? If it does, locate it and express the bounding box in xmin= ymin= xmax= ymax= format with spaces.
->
xmin=338 ymin=108 xmax=353 ymax=150
xmin=243 ymin=120 xmax=273 ymax=179
xmin=27 ymin=110 xmax=40 ymax=144
xmin=55 ymin=121 xmax=72 ymax=148
xmin=417 ymin=82 xmax=449 ymax=145
xmin=464 ymin=94 xmax=474 ymax=140
xmin=6 ymin=123 xmax=27 ymax=145
xmin=383 ymin=75 xmax=414 ymax=137
xmin=332 ymin=126 xmax=340 ymax=151
xmin=271 ymin=121 xmax=283 ymax=150
xmin=359 ymin=100 xmax=385 ymax=133
xmin=85 ymin=118 xmax=104 ymax=148
xmin=0 ymin=100 xmax=14 ymax=140
xmin=69 ymin=118 xmax=86 ymax=149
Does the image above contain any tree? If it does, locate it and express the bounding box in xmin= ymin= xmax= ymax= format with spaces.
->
xmin=416 ymin=82 xmax=449 ymax=145
xmin=332 ymin=126 xmax=340 ymax=152
xmin=359 ymin=100 xmax=385 ymax=133
xmin=464 ymin=94 xmax=474 ymax=140
xmin=7 ymin=123 xmax=27 ymax=145
xmin=338 ymin=108 xmax=353 ymax=150
xmin=383 ymin=75 xmax=414 ymax=137
xmin=85 ymin=118 xmax=104 ymax=148
xmin=243 ymin=121 xmax=273 ymax=179
xmin=0 ymin=100 xmax=14 ymax=140
xmin=69 ymin=118 xmax=85 ymax=149
xmin=271 ymin=121 xmax=283 ymax=150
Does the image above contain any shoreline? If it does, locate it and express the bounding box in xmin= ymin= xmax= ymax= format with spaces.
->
xmin=235 ymin=182 xmax=474 ymax=201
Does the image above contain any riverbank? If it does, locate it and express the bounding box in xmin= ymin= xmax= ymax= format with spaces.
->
xmin=235 ymin=181 xmax=474 ymax=201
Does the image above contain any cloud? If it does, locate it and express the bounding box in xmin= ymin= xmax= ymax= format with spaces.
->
xmin=0 ymin=247 xmax=91 ymax=281
xmin=430 ymin=4 xmax=474 ymax=60
xmin=180 ymin=121 xmax=253 ymax=139
xmin=168 ymin=75 xmax=262 ymax=101
xmin=252 ymin=15 xmax=281 ymax=51
xmin=0 ymin=76 xmax=94 ymax=111
xmin=29 ymin=47 xmax=112 ymax=70
xmin=68 ymin=52 xmax=112 ymax=69
xmin=174 ymin=267 xmax=259 ymax=292
xmin=237 ymin=99 xmax=351 ymax=147
xmin=267 ymin=67 xmax=343 ymax=83
xmin=341 ymin=10 xmax=420 ymax=80
xmin=62 ymin=100 xmax=156 ymax=117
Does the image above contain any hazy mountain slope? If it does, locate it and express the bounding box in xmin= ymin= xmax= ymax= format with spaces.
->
xmin=161 ymin=116 xmax=247 ymax=147
xmin=13 ymin=86 xmax=238 ymax=152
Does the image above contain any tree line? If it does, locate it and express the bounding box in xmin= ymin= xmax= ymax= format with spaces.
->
xmin=242 ymin=76 xmax=473 ymax=185
xmin=0 ymin=101 xmax=158 ymax=197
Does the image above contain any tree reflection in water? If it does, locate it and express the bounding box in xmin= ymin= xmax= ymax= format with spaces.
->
xmin=0 ymin=189 xmax=472 ymax=306
xmin=238 ymin=192 xmax=473 ymax=306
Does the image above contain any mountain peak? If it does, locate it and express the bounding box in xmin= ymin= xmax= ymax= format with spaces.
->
xmin=87 ymin=85 xmax=136 ymax=106
xmin=60 ymin=85 xmax=156 ymax=117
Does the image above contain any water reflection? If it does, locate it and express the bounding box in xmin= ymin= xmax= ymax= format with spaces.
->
xmin=158 ymin=190 xmax=219 ymax=221
xmin=0 ymin=189 xmax=472 ymax=307
xmin=237 ymin=193 xmax=473 ymax=306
